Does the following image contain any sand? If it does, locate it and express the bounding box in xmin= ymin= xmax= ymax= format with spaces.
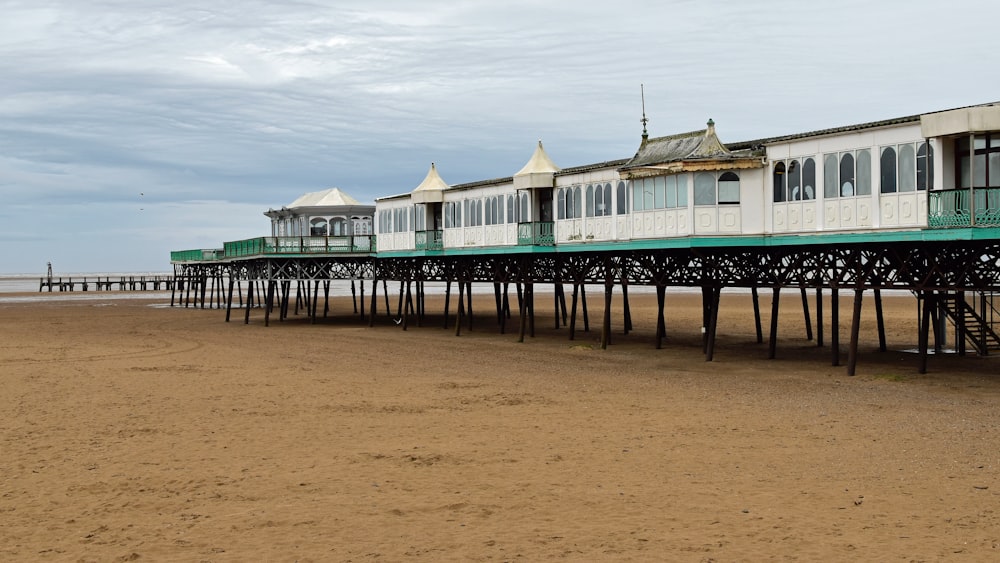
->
xmin=1 ymin=290 xmax=999 ymax=562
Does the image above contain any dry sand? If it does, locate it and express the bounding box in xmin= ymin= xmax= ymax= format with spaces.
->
xmin=1 ymin=290 xmax=999 ymax=562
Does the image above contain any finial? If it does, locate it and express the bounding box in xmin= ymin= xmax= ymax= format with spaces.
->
xmin=640 ymin=84 xmax=649 ymax=140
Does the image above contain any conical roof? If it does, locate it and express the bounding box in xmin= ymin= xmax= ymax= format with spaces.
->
xmin=513 ymin=140 xmax=559 ymax=190
xmin=515 ymin=140 xmax=560 ymax=177
xmin=411 ymin=162 xmax=449 ymax=203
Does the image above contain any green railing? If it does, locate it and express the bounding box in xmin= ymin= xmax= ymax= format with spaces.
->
xmin=517 ymin=221 xmax=555 ymax=246
xmin=415 ymin=230 xmax=444 ymax=250
xmin=170 ymin=248 xmax=224 ymax=262
xmin=929 ymin=188 xmax=1000 ymax=228
xmin=222 ymin=235 xmax=376 ymax=258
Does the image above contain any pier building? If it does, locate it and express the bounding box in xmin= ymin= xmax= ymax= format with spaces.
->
xmin=171 ymin=101 xmax=1000 ymax=375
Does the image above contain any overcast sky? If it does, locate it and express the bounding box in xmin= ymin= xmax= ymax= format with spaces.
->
xmin=2 ymin=0 xmax=997 ymax=273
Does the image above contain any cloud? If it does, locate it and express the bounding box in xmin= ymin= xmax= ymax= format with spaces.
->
xmin=1 ymin=0 xmax=998 ymax=273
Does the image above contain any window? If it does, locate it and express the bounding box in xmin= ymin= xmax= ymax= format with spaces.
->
xmin=802 ymin=158 xmax=816 ymax=200
xmin=718 ymin=172 xmax=740 ymax=204
xmin=773 ymin=162 xmax=786 ymax=203
xmin=558 ymin=186 xmax=584 ymax=219
xmin=310 ymin=218 xmax=328 ymax=236
xmin=331 ymin=217 xmax=347 ymax=236
xmin=825 ymin=149 xmax=870 ymax=198
xmin=916 ymin=142 xmax=933 ymax=190
xmin=616 ymin=181 xmax=627 ymax=215
xmin=585 ymin=185 xmax=595 ymax=217
xmin=444 ymin=201 xmax=462 ymax=228
xmin=882 ymin=142 xmax=931 ymax=193
xmin=632 ymin=176 xmax=688 ymax=210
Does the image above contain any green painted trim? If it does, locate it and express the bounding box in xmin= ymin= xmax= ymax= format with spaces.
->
xmin=173 ymin=227 xmax=1000 ymax=263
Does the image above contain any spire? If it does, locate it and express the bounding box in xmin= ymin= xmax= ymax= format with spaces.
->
xmin=640 ymin=83 xmax=649 ymax=147
xmin=411 ymin=162 xmax=449 ymax=203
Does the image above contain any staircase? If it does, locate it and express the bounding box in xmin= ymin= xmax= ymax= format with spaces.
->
xmin=936 ymin=292 xmax=1000 ymax=355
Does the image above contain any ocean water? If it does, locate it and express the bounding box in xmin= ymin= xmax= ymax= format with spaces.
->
xmin=0 ymin=272 xmax=175 ymax=303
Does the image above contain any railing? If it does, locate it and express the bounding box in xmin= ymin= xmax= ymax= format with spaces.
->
xmin=221 ymin=235 xmax=376 ymax=258
xmin=415 ymin=230 xmax=444 ymax=250
xmin=170 ymin=248 xmax=224 ymax=262
xmin=517 ymin=221 xmax=555 ymax=246
xmin=928 ymin=187 xmax=1000 ymax=227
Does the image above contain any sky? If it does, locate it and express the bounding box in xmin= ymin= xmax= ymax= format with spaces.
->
xmin=2 ymin=0 xmax=998 ymax=274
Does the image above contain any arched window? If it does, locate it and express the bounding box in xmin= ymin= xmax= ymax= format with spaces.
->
xmin=310 ymin=218 xmax=328 ymax=236
xmin=898 ymin=144 xmax=916 ymax=192
xmin=916 ymin=142 xmax=933 ymax=190
xmin=519 ymin=192 xmax=529 ymax=222
xmin=497 ymin=195 xmax=504 ymax=224
xmin=507 ymin=194 xmax=515 ymax=223
xmin=880 ymin=147 xmax=897 ymax=193
xmin=602 ymin=183 xmax=612 ymax=216
xmin=617 ymin=181 xmax=627 ymax=215
xmin=557 ymin=189 xmax=566 ymax=220
xmin=694 ymin=172 xmax=716 ymax=205
xmin=823 ymin=154 xmax=838 ymax=199
xmin=856 ymin=149 xmax=871 ymax=196
xmin=718 ymin=172 xmax=740 ymax=204
xmin=330 ymin=217 xmax=347 ymax=236
xmin=585 ymin=184 xmax=595 ymax=217
xmin=787 ymin=160 xmax=801 ymax=201
xmin=840 ymin=153 xmax=855 ymax=197
xmin=802 ymin=158 xmax=816 ymax=200
xmin=773 ymin=162 xmax=786 ymax=202
xmin=573 ymin=186 xmax=582 ymax=218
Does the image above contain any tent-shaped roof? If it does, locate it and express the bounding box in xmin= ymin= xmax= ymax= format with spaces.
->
xmin=288 ymin=187 xmax=361 ymax=208
xmin=411 ymin=163 xmax=449 ymax=203
xmin=513 ymin=140 xmax=560 ymax=190
xmin=515 ymin=140 xmax=560 ymax=176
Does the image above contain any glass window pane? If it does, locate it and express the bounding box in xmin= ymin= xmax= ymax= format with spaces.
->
xmin=643 ymin=179 xmax=654 ymax=210
xmin=632 ymin=181 xmax=643 ymax=211
xmin=573 ymin=186 xmax=582 ymax=218
xmin=602 ymin=184 xmax=612 ymax=216
xmin=990 ymin=152 xmax=1000 ymax=188
xmin=960 ymin=155 xmax=971 ymax=188
xmin=824 ymin=154 xmax=838 ymax=198
xmin=654 ymin=176 xmax=666 ymax=209
xmin=898 ymin=144 xmax=916 ymax=192
xmin=916 ymin=143 xmax=929 ymax=191
xmin=617 ymin=182 xmax=627 ymax=215
xmin=840 ymin=153 xmax=855 ymax=197
xmin=665 ymin=176 xmax=677 ymax=208
xmin=677 ymin=175 xmax=689 ymax=206
xmin=694 ymin=172 xmax=716 ymax=205
xmin=718 ymin=172 xmax=740 ymax=204
xmin=802 ymin=158 xmax=816 ymax=200
xmin=974 ymin=154 xmax=987 ymax=187
xmin=586 ymin=184 xmax=595 ymax=217
xmin=773 ymin=161 xmax=786 ymax=202
xmin=787 ymin=160 xmax=801 ymax=201
xmin=855 ymin=150 xmax=871 ymax=196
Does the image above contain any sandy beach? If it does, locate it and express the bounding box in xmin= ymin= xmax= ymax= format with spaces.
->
xmin=1 ymin=290 xmax=999 ymax=561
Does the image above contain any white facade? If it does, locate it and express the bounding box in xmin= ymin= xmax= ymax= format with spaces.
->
xmin=372 ymin=102 xmax=1000 ymax=252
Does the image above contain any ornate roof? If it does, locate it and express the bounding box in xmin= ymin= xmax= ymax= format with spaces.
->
xmin=287 ymin=187 xmax=362 ymax=208
xmin=515 ymin=141 xmax=560 ymax=177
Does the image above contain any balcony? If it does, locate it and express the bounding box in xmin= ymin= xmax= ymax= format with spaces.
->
xmin=517 ymin=221 xmax=555 ymax=246
xmin=415 ymin=230 xmax=443 ymax=251
xmin=221 ymin=235 xmax=376 ymax=258
xmin=928 ymin=188 xmax=1000 ymax=228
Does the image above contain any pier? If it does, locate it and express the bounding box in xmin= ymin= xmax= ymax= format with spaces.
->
xmin=39 ymin=275 xmax=177 ymax=292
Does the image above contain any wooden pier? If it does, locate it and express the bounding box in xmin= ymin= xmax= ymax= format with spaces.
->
xmin=38 ymin=275 xmax=177 ymax=292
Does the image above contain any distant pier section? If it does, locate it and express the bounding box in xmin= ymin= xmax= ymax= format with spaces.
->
xmin=38 ymin=275 xmax=176 ymax=292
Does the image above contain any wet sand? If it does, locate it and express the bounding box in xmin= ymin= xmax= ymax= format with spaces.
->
xmin=1 ymin=291 xmax=999 ymax=561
